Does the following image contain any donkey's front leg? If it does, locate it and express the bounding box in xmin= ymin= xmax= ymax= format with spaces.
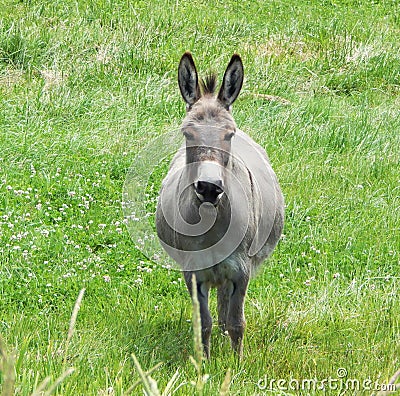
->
xmin=184 ymin=273 xmax=212 ymax=358
xmin=217 ymin=280 xmax=234 ymax=333
xmin=227 ymin=274 xmax=249 ymax=358
xmin=197 ymin=281 xmax=212 ymax=358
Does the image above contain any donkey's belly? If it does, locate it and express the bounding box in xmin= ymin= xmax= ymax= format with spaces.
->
xmin=193 ymin=256 xmax=244 ymax=287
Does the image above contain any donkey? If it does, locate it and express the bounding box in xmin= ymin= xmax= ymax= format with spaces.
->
xmin=156 ymin=52 xmax=284 ymax=358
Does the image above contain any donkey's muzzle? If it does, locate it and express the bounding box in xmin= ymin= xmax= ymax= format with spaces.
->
xmin=194 ymin=180 xmax=224 ymax=205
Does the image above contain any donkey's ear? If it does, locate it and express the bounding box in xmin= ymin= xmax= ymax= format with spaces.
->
xmin=218 ymin=54 xmax=244 ymax=110
xmin=178 ymin=52 xmax=200 ymax=109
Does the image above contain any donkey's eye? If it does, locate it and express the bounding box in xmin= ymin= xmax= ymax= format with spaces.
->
xmin=224 ymin=132 xmax=235 ymax=141
xmin=183 ymin=131 xmax=194 ymax=140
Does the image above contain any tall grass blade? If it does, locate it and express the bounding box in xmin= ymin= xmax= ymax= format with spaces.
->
xmin=219 ymin=368 xmax=231 ymax=396
xmin=161 ymin=369 xmax=180 ymax=396
xmin=42 ymin=368 xmax=75 ymax=396
xmin=125 ymin=361 xmax=163 ymax=394
xmin=30 ymin=377 xmax=51 ymax=396
xmin=190 ymin=273 xmax=206 ymax=394
xmin=376 ymin=368 xmax=400 ymax=396
xmin=0 ymin=334 xmax=16 ymax=396
xmin=63 ymin=288 xmax=86 ymax=368
xmin=131 ymin=353 xmax=161 ymax=396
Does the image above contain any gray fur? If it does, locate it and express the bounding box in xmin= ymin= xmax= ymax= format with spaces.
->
xmin=156 ymin=53 xmax=284 ymax=358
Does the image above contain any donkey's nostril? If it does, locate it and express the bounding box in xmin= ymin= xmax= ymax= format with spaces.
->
xmin=195 ymin=181 xmax=207 ymax=195
xmin=194 ymin=180 xmax=224 ymax=204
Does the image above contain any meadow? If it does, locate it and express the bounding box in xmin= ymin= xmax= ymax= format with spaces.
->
xmin=0 ymin=0 xmax=399 ymax=394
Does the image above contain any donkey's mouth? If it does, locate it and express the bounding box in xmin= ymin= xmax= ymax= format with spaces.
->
xmin=195 ymin=191 xmax=225 ymax=206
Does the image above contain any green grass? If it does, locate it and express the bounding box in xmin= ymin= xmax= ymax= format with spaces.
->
xmin=1 ymin=0 xmax=399 ymax=394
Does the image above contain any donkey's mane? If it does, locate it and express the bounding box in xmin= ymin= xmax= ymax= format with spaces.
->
xmin=200 ymin=74 xmax=217 ymax=95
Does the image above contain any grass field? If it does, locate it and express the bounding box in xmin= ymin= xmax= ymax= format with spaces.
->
xmin=1 ymin=0 xmax=399 ymax=394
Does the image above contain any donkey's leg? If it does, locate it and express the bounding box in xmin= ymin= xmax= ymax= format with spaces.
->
xmin=184 ymin=273 xmax=212 ymax=358
xmin=197 ymin=282 xmax=212 ymax=358
xmin=226 ymin=274 xmax=249 ymax=357
xmin=217 ymin=280 xmax=234 ymax=333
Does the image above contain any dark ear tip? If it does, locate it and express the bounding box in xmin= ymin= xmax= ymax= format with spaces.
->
xmin=227 ymin=54 xmax=244 ymax=73
xmin=230 ymin=53 xmax=242 ymax=63
xmin=181 ymin=51 xmax=194 ymax=63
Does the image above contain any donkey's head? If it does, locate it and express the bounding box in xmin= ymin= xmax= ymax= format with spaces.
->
xmin=178 ymin=52 xmax=244 ymax=206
